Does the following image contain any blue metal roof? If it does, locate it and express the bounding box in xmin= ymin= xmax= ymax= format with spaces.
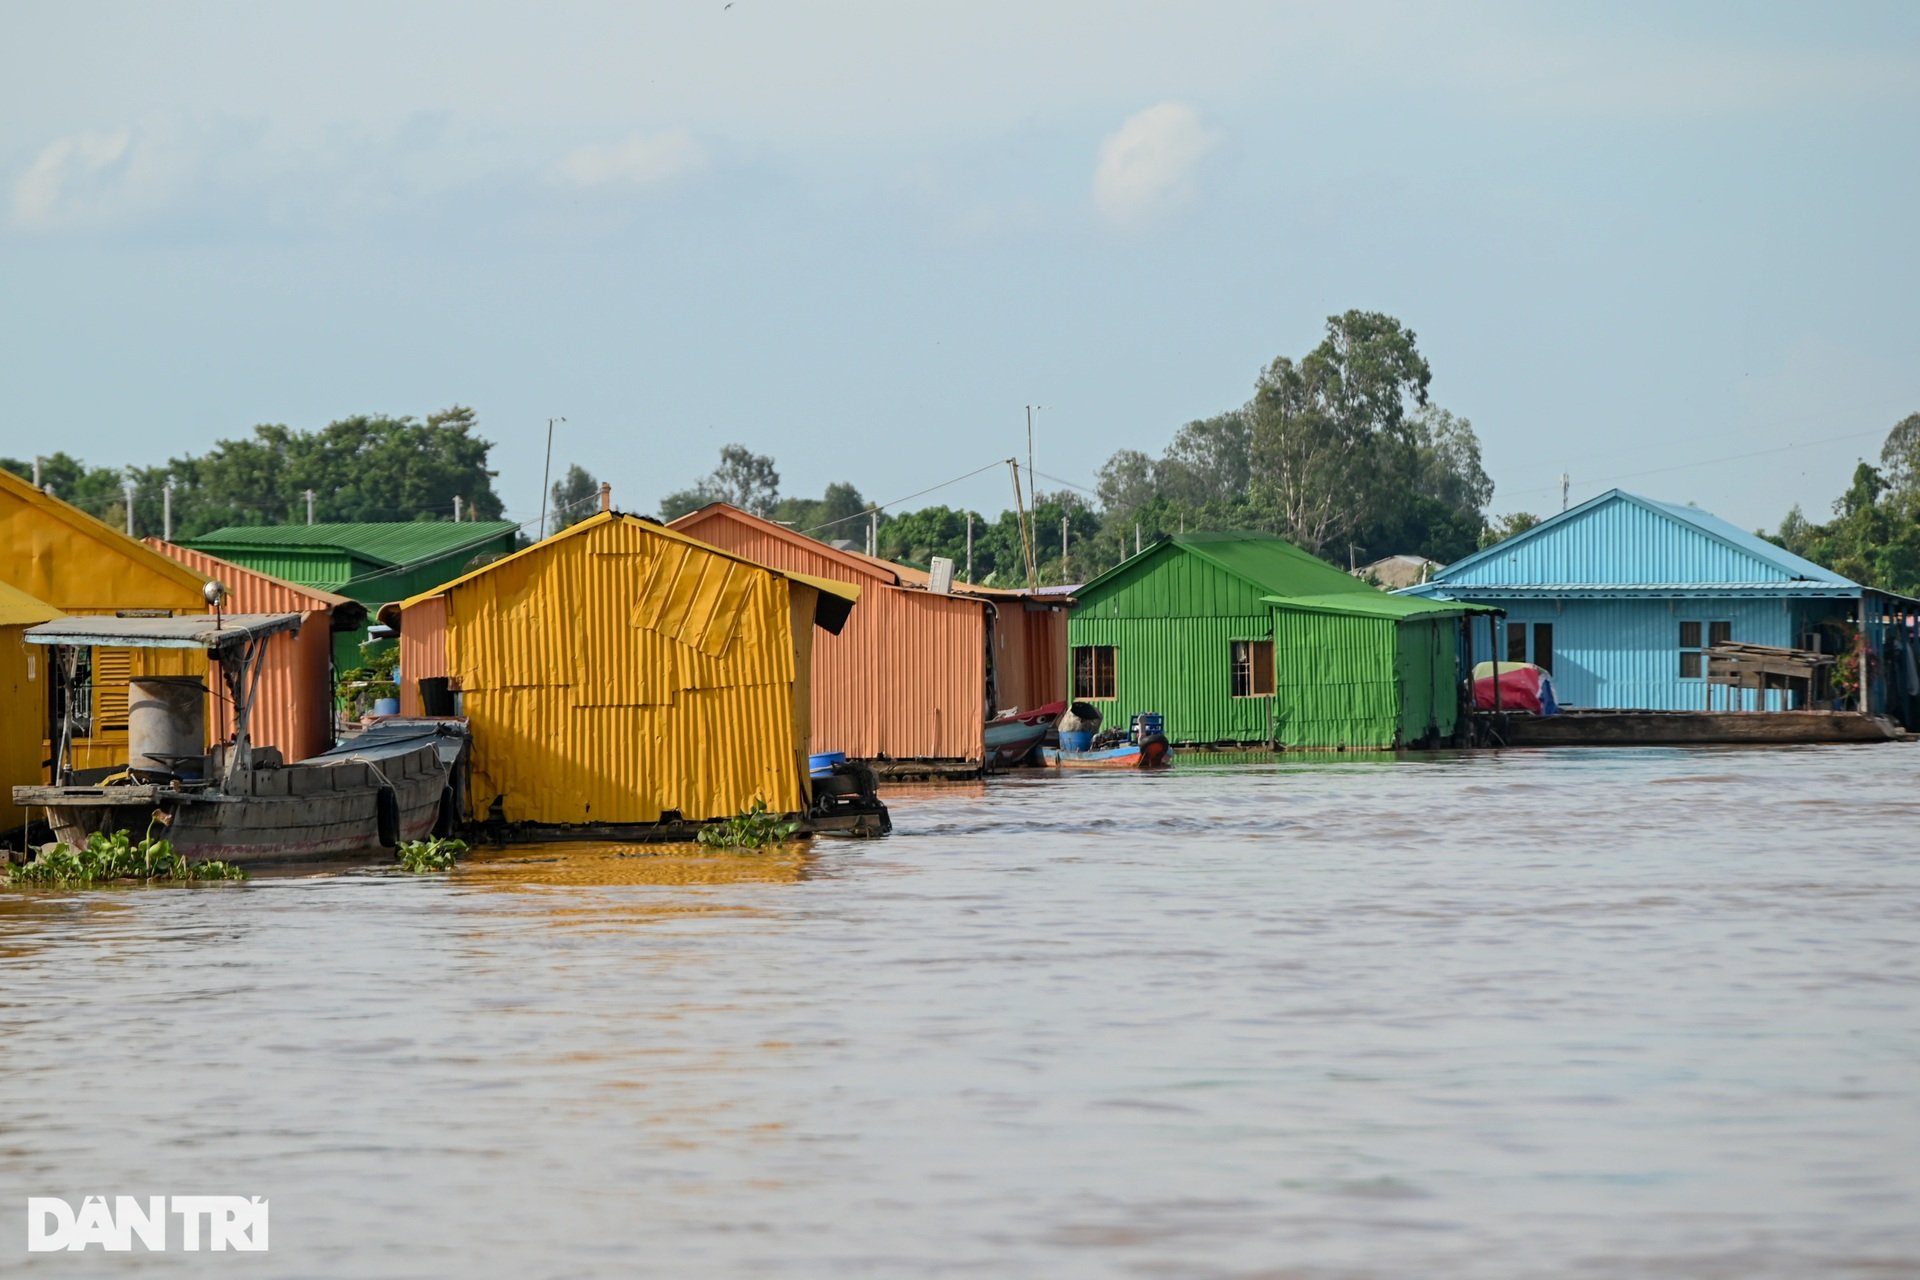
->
xmin=1404 ymin=489 xmax=1862 ymax=600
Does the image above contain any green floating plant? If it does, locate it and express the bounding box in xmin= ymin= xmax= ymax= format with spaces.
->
xmin=696 ymin=799 xmax=803 ymax=850
xmin=6 ymin=827 xmax=246 ymax=888
xmin=397 ymin=836 xmax=468 ymax=873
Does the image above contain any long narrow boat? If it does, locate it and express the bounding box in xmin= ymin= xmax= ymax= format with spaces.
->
xmin=1040 ymin=737 xmax=1175 ymax=769
xmin=984 ymin=700 xmax=1067 ymax=767
xmin=12 ymin=612 xmax=462 ymax=865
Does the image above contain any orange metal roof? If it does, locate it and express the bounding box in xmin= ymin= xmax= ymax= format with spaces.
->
xmin=669 ymin=502 xmax=1068 ymax=603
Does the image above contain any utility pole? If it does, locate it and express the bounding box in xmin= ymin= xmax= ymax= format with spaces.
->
xmin=539 ymin=416 xmax=566 ymax=538
xmin=1009 ymin=459 xmax=1036 ymax=589
xmin=1135 ymin=521 xmax=1141 ymax=557
xmin=305 ymin=489 xmax=316 ymax=525
xmin=162 ymin=476 xmax=175 ymax=542
xmin=1561 ymin=471 xmax=1571 ymax=512
xmin=1061 ymin=510 xmax=1069 ymax=582
xmin=32 ymin=456 xmax=42 ymax=489
xmin=965 ymin=512 xmax=973 ymax=582
xmin=1026 ymin=404 xmax=1044 ymax=520
xmin=453 ymin=494 xmax=463 ymax=522
xmin=123 ymin=480 xmax=136 ymax=537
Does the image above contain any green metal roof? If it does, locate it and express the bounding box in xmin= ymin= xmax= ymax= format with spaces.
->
xmin=1079 ymin=531 xmax=1376 ymax=600
xmin=187 ymin=521 xmax=519 ymax=567
xmin=1263 ymin=592 xmax=1494 ymax=620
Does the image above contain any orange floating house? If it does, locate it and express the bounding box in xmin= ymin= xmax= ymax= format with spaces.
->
xmin=146 ymin=540 xmax=369 ymax=763
xmin=668 ymin=503 xmax=1069 ymax=768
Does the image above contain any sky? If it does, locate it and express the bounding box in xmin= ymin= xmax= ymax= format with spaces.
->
xmin=2 ymin=1 xmax=1916 ymax=537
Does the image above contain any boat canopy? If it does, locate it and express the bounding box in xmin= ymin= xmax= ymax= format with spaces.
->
xmin=23 ymin=612 xmax=303 ymax=650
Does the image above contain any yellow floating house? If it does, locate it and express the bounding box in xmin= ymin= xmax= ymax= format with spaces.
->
xmin=0 ymin=467 xmax=210 ymax=777
xmin=389 ymin=511 xmax=859 ymax=827
xmin=1 ymin=580 xmax=63 ymax=834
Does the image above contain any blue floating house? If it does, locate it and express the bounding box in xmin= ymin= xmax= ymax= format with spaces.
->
xmin=1401 ymin=489 xmax=1920 ymax=722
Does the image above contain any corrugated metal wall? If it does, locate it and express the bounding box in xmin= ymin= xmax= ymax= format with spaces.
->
xmin=1267 ymin=609 xmax=1403 ymax=748
xmin=2 ymin=624 xmax=48 ymax=828
xmin=1069 ymin=614 xmax=1277 ymax=744
xmin=1392 ymin=617 xmax=1461 ymax=745
xmin=993 ymin=601 xmax=1068 ymax=715
xmin=398 ymin=595 xmax=448 ymax=717
xmin=152 ymin=542 xmax=342 ymax=762
xmin=1444 ymin=497 xmax=1803 ymax=587
xmin=1493 ymin=597 xmax=1803 ymax=710
xmin=671 ymin=508 xmax=994 ymax=761
xmin=0 ymin=469 xmax=206 ymax=773
xmin=1075 ymin=544 xmax=1272 ymax=619
xmin=415 ymin=517 xmax=813 ymax=824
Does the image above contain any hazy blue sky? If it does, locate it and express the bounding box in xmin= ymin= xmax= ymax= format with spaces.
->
xmin=3 ymin=2 xmax=1916 ymax=535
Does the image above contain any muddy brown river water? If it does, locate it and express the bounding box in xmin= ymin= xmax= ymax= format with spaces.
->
xmin=4 ymin=744 xmax=1917 ymax=1277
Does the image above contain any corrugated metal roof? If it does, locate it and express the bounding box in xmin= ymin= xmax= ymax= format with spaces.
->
xmin=399 ymin=511 xmax=859 ymax=632
xmin=0 ymin=579 xmax=61 ymax=627
xmin=1402 ymin=581 xmax=1862 ymax=600
xmin=0 ymin=466 xmax=212 ymax=606
xmin=146 ymin=540 xmax=364 ymax=615
xmin=187 ymin=521 xmax=520 ymax=567
xmin=1264 ymin=592 xmax=1493 ymax=619
xmin=1423 ymin=490 xmax=1858 ymax=593
xmin=1077 ymin=531 xmax=1371 ymax=608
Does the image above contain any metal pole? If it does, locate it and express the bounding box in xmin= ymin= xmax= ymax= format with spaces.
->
xmin=32 ymin=456 xmax=42 ymax=488
xmin=123 ymin=480 xmax=135 ymax=536
xmin=305 ymin=489 xmax=315 ymax=525
xmin=869 ymin=510 xmax=877 ymax=558
xmin=162 ymin=477 xmax=174 ymax=541
xmin=453 ymin=494 xmax=462 ymax=522
xmin=1061 ymin=512 xmax=1069 ymax=581
xmin=965 ymin=512 xmax=973 ymax=582
xmin=540 ymin=416 xmax=564 ymax=538
xmin=1135 ymin=522 xmax=1141 ymax=557
xmin=1026 ymin=405 xmax=1034 ymax=522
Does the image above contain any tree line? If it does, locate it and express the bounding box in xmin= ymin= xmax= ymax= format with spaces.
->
xmin=1771 ymin=413 xmax=1920 ymax=597
xmin=1 ymin=407 xmax=509 ymax=541
xmin=660 ymin=311 xmax=1537 ymax=585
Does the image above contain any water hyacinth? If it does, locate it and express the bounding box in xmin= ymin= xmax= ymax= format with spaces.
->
xmin=5 ymin=828 xmax=246 ymax=887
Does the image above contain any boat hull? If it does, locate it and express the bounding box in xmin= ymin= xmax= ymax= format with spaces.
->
xmin=14 ymin=737 xmax=453 ymax=866
xmin=1040 ymin=743 xmax=1175 ymax=769
xmin=984 ymin=701 xmax=1068 ymax=768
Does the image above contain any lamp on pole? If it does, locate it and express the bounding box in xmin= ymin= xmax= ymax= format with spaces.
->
xmin=539 ymin=416 xmax=566 ymax=539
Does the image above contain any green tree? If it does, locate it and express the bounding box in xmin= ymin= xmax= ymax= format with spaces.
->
xmin=5 ymin=407 xmax=506 ymax=540
xmin=549 ymin=464 xmax=600 ymax=531
xmin=659 ymin=443 xmax=781 ymax=521
xmin=1479 ymin=511 xmax=1542 ymax=549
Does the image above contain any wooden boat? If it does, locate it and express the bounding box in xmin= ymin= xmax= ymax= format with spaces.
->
xmin=12 ymin=612 xmax=463 ymax=865
xmin=1040 ymin=737 xmax=1175 ymax=769
xmin=984 ymin=700 xmax=1067 ymax=767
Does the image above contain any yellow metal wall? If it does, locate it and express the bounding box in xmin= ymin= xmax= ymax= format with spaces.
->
xmin=0 ymin=468 xmax=206 ymax=772
xmin=434 ymin=517 xmax=813 ymax=824
xmin=2 ymin=624 xmax=48 ymax=831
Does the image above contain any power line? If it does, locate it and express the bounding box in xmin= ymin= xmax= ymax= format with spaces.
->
xmin=1496 ymin=425 xmax=1893 ymax=501
xmin=799 ymin=459 xmax=1017 ymax=536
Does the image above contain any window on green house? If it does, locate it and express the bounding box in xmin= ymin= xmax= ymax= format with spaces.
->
xmin=1230 ymin=639 xmax=1274 ymax=698
xmin=1074 ymin=645 xmax=1117 ymax=699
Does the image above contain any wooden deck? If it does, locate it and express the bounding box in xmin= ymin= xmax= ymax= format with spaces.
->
xmin=1492 ymin=710 xmax=1907 ymax=747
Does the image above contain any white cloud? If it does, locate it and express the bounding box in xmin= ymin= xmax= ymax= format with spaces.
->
xmin=1092 ymin=102 xmax=1219 ymax=229
xmin=13 ymin=130 xmax=135 ymax=229
xmin=553 ymin=130 xmax=708 ymax=190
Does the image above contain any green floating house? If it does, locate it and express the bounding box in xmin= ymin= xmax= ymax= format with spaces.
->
xmin=184 ymin=521 xmax=519 ymax=668
xmin=1068 ymin=532 xmax=1488 ymax=749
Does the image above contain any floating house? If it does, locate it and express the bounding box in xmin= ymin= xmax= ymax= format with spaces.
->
xmin=1401 ymin=489 xmax=1920 ymax=721
xmin=387 ymin=510 xmax=859 ymax=827
xmin=147 ymin=541 xmax=369 ymax=762
xmin=668 ymin=502 xmax=1068 ymax=766
xmin=184 ymin=521 xmax=518 ymax=668
xmin=1 ymin=581 xmax=62 ymax=834
xmin=1069 ymin=532 xmax=1484 ymax=748
xmin=0 ymin=466 xmax=210 ymax=775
